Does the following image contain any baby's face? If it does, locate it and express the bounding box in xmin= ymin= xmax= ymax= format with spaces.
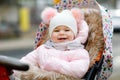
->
xmin=51 ymin=25 xmax=75 ymax=43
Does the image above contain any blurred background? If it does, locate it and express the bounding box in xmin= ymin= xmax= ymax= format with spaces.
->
xmin=0 ymin=0 xmax=120 ymax=80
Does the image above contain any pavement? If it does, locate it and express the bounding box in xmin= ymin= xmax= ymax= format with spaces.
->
xmin=109 ymin=56 xmax=120 ymax=80
xmin=0 ymin=37 xmax=34 ymax=51
xmin=0 ymin=31 xmax=35 ymax=51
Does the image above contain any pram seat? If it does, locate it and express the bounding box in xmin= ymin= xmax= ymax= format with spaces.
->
xmin=0 ymin=0 xmax=113 ymax=80
xmin=33 ymin=0 xmax=113 ymax=80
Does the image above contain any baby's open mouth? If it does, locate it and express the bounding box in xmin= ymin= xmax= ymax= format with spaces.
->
xmin=58 ymin=38 xmax=67 ymax=40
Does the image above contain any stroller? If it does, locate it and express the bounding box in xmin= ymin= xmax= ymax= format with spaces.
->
xmin=0 ymin=55 xmax=29 ymax=80
xmin=0 ymin=0 xmax=113 ymax=80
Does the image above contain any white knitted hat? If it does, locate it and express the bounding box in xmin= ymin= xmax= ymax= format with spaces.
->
xmin=49 ymin=10 xmax=77 ymax=37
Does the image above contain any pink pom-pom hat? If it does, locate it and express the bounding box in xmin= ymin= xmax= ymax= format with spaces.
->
xmin=41 ymin=7 xmax=85 ymax=37
xmin=41 ymin=7 xmax=57 ymax=24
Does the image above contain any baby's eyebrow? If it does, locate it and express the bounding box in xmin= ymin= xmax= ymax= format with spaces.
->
xmin=54 ymin=29 xmax=59 ymax=30
xmin=64 ymin=27 xmax=69 ymax=29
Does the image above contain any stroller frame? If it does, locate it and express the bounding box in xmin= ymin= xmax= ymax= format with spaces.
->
xmin=0 ymin=0 xmax=113 ymax=80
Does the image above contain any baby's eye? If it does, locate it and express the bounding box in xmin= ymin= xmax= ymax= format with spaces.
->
xmin=65 ymin=29 xmax=70 ymax=31
xmin=54 ymin=30 xmax=59 ymax=32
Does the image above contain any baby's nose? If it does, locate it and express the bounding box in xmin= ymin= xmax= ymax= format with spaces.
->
xmin=59 ymin=30 xmax=65 ymax=34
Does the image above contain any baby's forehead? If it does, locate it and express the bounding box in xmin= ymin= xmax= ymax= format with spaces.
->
xmin=54 ymin=25 xmax=70 ymax=29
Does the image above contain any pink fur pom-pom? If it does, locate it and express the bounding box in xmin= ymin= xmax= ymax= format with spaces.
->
xmin=71 ymin=8 xmax=84 ymax=24
xmin=41 ymin=7 xmax=57 ymax=24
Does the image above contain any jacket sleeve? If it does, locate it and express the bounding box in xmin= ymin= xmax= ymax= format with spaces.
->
xmin=13 ymin=49 xmax=39 ymax=79
xmin=76 ymin=20 xmax=89 ymax=44
xmin=44 ymin=50 xmax=90 ymax=78
xmin=20 ymin=50 xmax=39 ymax=66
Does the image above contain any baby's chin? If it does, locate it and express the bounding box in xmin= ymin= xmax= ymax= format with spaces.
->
xmin=55 ymin=39 xmax=72 ymax=43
